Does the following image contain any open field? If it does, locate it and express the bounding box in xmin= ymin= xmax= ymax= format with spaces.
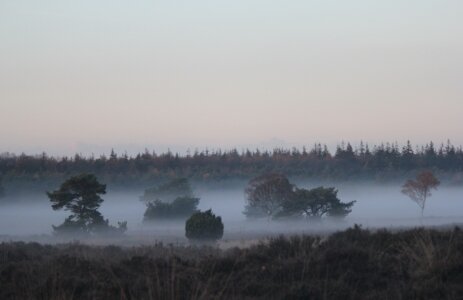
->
xmin=2 ymin=183 xmax=463 ymax=236
xmin=3 ymin=0 xmax=463 ymax=298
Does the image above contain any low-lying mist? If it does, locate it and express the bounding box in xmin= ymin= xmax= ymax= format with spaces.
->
xmin=1 ymin=181 xmax=463 ymax=245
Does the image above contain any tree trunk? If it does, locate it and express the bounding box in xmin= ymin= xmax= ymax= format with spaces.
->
xmin=421 ymin=194 xmax=426 ymax=218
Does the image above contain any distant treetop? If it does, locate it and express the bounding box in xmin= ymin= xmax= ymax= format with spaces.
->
xmin=1 ymin=141 xmax=462 ymax=184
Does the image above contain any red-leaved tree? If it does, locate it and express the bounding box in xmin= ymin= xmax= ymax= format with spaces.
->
xmin=402 ymin=171 xmax=440 ymax=217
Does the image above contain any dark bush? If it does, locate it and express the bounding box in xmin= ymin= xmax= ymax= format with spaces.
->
xmin=141 ymin=178 xmax=193 ymax=203
xmin=142 ymin=178 xmax=200 ymax=222
xmin=185 ymin=209 xmax=224 ymax=241
xmin=144 ymin=196 xmax=199 ymax=221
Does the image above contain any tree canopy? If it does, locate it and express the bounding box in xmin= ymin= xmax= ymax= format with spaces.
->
xmin=142 ymin=178 xmax=199 ymax=221
xmin=281 ymin=187 xmax=355 ymax=219
xmin=244 ymin=174 xmax=355 ymax=220
xmin=47 ymin=173 xmax=126 ymax=235
xmin=244 ymin=173 xmax=294 ymax=218
xmin=402 ymin=171 xmax=440 ymax=217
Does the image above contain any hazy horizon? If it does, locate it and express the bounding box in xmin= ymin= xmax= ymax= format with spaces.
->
xmin=1 ymin=1 xmax=462 ymax=156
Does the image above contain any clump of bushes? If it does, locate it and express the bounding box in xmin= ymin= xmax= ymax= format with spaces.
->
xmin=185 ymin=209 xmax=224 ymax=241
xmin=144 ymin=196 xmax=200 ymax=220
xmin=142 ymin=178 xmax=200 ymax=221
xmin=244 ymin=173 xmax=355 ymax=220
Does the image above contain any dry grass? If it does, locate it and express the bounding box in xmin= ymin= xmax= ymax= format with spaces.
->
xmin=1 ymin=226 xmax=463 ymax=299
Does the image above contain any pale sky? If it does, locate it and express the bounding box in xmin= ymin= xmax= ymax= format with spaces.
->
xmin=1 ymin=0 xmax=462 ymax=155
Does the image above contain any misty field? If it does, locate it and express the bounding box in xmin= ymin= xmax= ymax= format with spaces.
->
xmin=3 ymin=0 xmax=463 ymax=298
xmin=1 ymin=179 xmax=463 ymax=299
xmin=1 ymin=183 xmax=463 ymax=244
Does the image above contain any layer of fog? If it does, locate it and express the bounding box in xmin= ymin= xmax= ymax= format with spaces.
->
xmin=1 ymin=182 xmax=463 ymax=245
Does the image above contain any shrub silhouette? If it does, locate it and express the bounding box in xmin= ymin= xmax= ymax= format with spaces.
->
xmin=144 ymin=196 xmax=199 ymax=221
xmin=185 ymin=209 xmax=224 ymax=241
xmin=142 ymin=178 xmax=200 ymax=221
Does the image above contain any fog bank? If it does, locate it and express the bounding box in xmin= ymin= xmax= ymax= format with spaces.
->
xmin=1 ymin=182 xmax=462 ymax=244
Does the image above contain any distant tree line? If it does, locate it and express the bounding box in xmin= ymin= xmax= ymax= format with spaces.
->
xmin=1 ymin=141 xmax=463 ymax=186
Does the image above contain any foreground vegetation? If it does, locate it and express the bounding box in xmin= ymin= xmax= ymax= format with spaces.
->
xmin=1 ymin=226 xmax=463 ymax=299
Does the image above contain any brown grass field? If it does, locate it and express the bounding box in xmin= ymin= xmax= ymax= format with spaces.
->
xmin=1 ymin=225 xmax=463 ymax=299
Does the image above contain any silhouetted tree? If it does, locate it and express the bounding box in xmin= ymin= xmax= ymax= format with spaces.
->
xmin=244 ymin=173 xmax=294 ymax=219
xmin=281 ymin=187 xmax=355 ymax=219
xmin=401 ymin=140 xmax=415 ymax=169
xmin=47 ymin=173 xmax=127 ymax=235
xmin=185 ymin=209 xmax=224 ymax=241
xmin=335 ymin=142 xmax=355 ymax=161
xmin=402 ymin=171 xmax=440 ymax=217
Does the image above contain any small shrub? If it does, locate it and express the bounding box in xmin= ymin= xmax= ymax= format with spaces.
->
xmin=185 ymin=209 xmax=224 ymax=241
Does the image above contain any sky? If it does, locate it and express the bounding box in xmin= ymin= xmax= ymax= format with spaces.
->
xmin=1 ymin=0 xmax=462 ymax=156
